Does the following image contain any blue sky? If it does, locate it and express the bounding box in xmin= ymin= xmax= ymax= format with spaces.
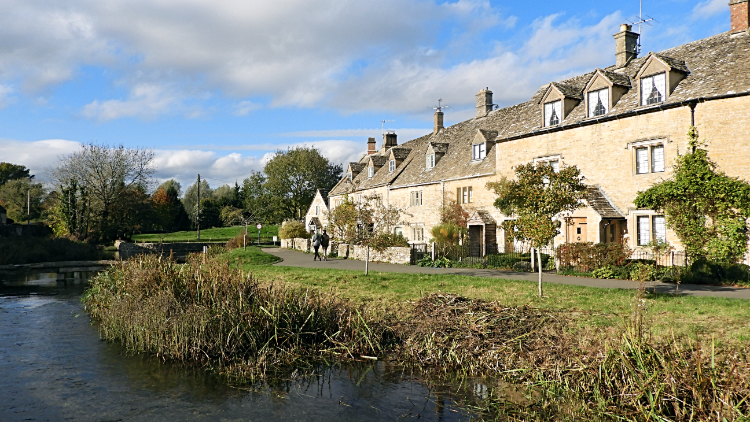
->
xmin=0 ymin=0 xmax=731 ymax=192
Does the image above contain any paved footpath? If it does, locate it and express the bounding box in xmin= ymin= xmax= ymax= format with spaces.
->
xmin=263 ymin=248 xmax=750 ymax=300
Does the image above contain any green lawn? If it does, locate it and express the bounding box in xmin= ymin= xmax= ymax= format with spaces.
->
xmin=228 ymin=247 xmax=750 ymax=343
xmin=132 ymin=225 xmax=279 ymax=243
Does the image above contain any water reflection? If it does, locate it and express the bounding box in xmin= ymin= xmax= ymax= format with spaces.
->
xmin=0 ymin=271 xmax=477 ymax=421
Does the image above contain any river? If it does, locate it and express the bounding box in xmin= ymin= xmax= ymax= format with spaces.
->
xmin=0 ymin=271 xmax=479 ymax=421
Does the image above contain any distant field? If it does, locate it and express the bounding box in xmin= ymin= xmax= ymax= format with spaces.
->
xmin=132 ymin=225 xmax=279 ymax=243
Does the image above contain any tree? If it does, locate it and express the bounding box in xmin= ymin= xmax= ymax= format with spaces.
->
xmin=0 ymin=163 xmax=32 ymax=186
xmin=46 ymin=180 xmax=90 ymax=238
xmin=0 ymin=178 xmax=45 ymax=223
xmin=50 ymin=143 xmax=155 ymax=241
xmin=634 ymin=127 xmax=750 ymax=263
xmin=183 ymin=179 xmax=213 ymax=229
xmin=264 ymin=146 xmax=343 ymax=220
xmin=241 ymin=171 xmax=275 ymax=223
xmin=109 ymin=184 xmax=155 ymax=239
xmin=152 ymin=181 xmax=189 ymax=232
xmin=487 ymin=162 xmax=587 ymax=297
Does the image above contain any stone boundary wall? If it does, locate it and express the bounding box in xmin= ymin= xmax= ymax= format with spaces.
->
xmin=349 ymin=245 xmax=411 ymax=265
xmin=118 ymin=242 xmax=223 ymax=260
xmin=280 ymin=238 xmax=310 ymax=252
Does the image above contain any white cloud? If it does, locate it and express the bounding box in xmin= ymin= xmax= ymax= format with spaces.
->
xmin=281 ymin=128 xmax=430 ymax=140
xmin=0 ymin=138 xmax=82 ymax=181
xmin=0 ymin=85 xmax=12 ymax=108
xmin=692 ymin=0 xmax=728 ymax=20
xmin=82 ymin=83 xmax=180 ymax=121
xmin=232 ymin=100 xmax=262 ymax=116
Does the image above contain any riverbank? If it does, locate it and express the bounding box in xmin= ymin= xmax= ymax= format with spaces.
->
xmin=83 ymin=247 xmax=750 ymax=420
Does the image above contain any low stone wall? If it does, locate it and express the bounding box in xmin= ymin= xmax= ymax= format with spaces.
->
xmin=349 ymin=245 xmax=411 ymax=265
xmin=280 ymin=238 xmax=311 ymax=253
xmin=118 ymin=241 xmax=223 ymax=260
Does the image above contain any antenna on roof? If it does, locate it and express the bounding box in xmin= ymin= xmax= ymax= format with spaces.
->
xmin=431 ymin=98 xmax=450 ymax=112
xmin=626 ymin=0 xmax=657 ymax=55
xmin=381 ymin=119 xmax=394 ymax=135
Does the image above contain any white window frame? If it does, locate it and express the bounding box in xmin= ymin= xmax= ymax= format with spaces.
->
xmin=457 ymin=186 xmax=473 ymax=204
xmin=412 ymin=226 xmax=425 ymax=242
xmin=426 ymin=153 xmax=435 ymax=169
xmin=631 ymin=142 xmax=665 ymax=174
xmin=315 ymin=206 xmax=320 ymax=215
xmin=544 ymin=100 xmax=562 ymax=127
xmin=410 ymin=190 xmax=423 ymax=207
xmin=367 ymin=166 xmax=374 ymax=178
xmin=587 ymin=88 xmax=609 ymax=117
xmin=472 ymin=143 xmax=486 ymax=161
xmin=640 ymin=72 xmax=667 ymax=106
xmin=389 ymin=159 xmax=396 ymax=172
xmin=394 ymin=227 xmax=403 ymax=237
xmin=347 ymin=172 xmax=352 ymax=181
xmin=534 ymin=155 xmax=561 ymax=173
xmin=636 ymin=214 xmax=667 ymax=246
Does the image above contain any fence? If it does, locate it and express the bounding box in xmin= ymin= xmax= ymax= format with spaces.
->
xmin=427 ymin=241 xmax=691 ymax=273
xmin=410 ymin=243 xmax=429 ymax=265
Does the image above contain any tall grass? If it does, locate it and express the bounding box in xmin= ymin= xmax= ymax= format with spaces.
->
xmin=83 ymin=253 xmax=391 ymax=380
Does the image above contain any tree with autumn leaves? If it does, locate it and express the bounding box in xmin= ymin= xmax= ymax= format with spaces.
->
xmin=487 ymin=162 xmax=587 ymax=297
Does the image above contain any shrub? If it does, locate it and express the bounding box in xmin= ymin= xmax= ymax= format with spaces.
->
xmin=485 ymin=253 xmax=549 ymax=270
xmin=278 ymin=220 xmax=310 ymax=240
xmin=364 ymin=232 xmax=409 ymax=252
xmin=416 ymin=256 xmax=434 ymax=267
xmin=629 ymin=262 xmax=657 ymax=281
xmin=430 ymin=223 xmax=461 ymax=244
xmin=592 ymin=266 xmax=616 ymax=279
xmin=556 ymin=242 xmax=631 ymax=272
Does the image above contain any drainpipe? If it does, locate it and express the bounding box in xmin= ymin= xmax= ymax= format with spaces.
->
xmin=689 ymin=101 xmax=697 ymax=127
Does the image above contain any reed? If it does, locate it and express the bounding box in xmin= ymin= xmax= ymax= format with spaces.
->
xmin=83 ymin=253 xmax=391 ymax=380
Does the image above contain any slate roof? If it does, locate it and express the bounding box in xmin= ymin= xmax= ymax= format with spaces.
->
xmin=329 ymin=30 xmax=750 ymax=197
xmin=586 ymin=187 xmax=624 ymax=219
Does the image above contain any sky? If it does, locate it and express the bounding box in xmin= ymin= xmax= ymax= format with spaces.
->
xmin=0 ymin=0 xmax=732 ymax=193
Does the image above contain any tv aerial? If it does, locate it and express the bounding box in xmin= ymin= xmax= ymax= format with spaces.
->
xmin=626 ymin=0 xmax=657 ymax=55
xmin=381 ymin=119 xmax=394 ymax=135
xmin=431 ymin=98 xmax=450 ymax=112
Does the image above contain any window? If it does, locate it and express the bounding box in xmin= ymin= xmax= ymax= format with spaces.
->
xmin=389 ymin=159 xmax=396 ymax=172
xmin=637 ymin=215 xmax=666 ymax=246
xmin=315 ymin=206 xmax=320 ymax=215
xmin=544 ymin=100 xmax=562 ymax=126
xmin=410 ymin=191 xmax=423 ymax=206
xmin=394 ymin=227 xmax=403 ymax=237
xmin=534 ymin=156 xmax=560 ymax=173
xmin=456 ymin=186 xmax=473 ymax=204
xmin=472 ymin=143 xmax=486 ymax=160
xmin=347 ymin=172 xmax=352 ymax=181
xmin=412 ymin=226 xmax=425 ymax=242
xmin=426 ymin=153 xmax=435 ymax=169
xmin=634 ymin=144 xmax=665 ymax=174
xmin=367 ymin=166 xmax=374 ymax=178
xmin=588 ymin=88 xmax=609 ymax=117
xmin=640 ymin=73 xmax=666 ymax=106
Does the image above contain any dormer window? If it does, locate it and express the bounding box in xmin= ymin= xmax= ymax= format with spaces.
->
xmin=641 ymin=73 xmax=666 ymax=106
xmin=426 ymin=153 xmax=435 ymax=169
xmin=472 ymin=143 xmax=486 ymax=160
xmin=588 ymin=88 xmax=609 ymax=117
xmin=544 ymin=100 xmax=561 ymax=126
xmin=347 ymin=172 xmax=352 ymax=181
xmin=367 ymin=166 xmax=374 ymax=178
xmin=389 ymin=159 xmax=395 ymax=172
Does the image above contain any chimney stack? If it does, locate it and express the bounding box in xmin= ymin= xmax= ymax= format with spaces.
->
xmin=367 ymin=137 xmax=376 ymax=155
xmin=730 ymin=0 xmax=750 ymax=33
xmin=383 ymin=131 xmax=397 ymax=152
xmin=433 ymin=109 xmax=444 ymax=134
xmin=614 ymin=24 xmax=639 ymax=68
xmin=475 ymin=88 xmax=493 ymax=118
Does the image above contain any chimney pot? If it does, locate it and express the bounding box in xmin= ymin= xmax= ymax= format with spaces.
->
xmin=475 ymin=88 xmax=493 ymax=118
xmin=614 ymin=24 xmax=639 ymax=68
xmin=382 ymin=132 xmax=397 ymax=152
xmin=730 ymin=0 xmax=750 ymax=33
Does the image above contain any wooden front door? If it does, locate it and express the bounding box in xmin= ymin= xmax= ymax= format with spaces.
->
xmin=469 ymin=225 xmax=483 ymax=257
xmin=567 ymin=217 xmax=588 ymax=243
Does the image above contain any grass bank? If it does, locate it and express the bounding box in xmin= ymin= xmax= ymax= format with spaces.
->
xmin=84 ymin=247 xmax=750 ymax=420
xmin=131 ymin=225 xmax=279 ymax=243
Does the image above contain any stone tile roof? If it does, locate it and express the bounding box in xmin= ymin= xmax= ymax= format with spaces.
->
xmin=329 ymin=31 xmax=750 ymax=197
xmin=368 ymin=155 xmax=387 ymax=167
xmin=318 ymin=189 xmax=329 ymax=207
xmin=586 ymin=187 xmax=624 ymax=219
xmin=595 ymin=68 xmax=632 ymax=87
xmin=651 ymin=52 xmax=690 ymax=73
xmin=550 ymin=82 xmax=583 ymax=100
xmin=468 ymin=209 xmax=497 ymax=225
xmin=429 ymin=142 xmax=449 ymax=154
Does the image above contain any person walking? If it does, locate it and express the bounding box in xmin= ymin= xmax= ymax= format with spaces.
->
xmin=320 ymin=229 xmax=330 ymax=261
xmin=312 ymin=230 xmax=322 ymax=261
